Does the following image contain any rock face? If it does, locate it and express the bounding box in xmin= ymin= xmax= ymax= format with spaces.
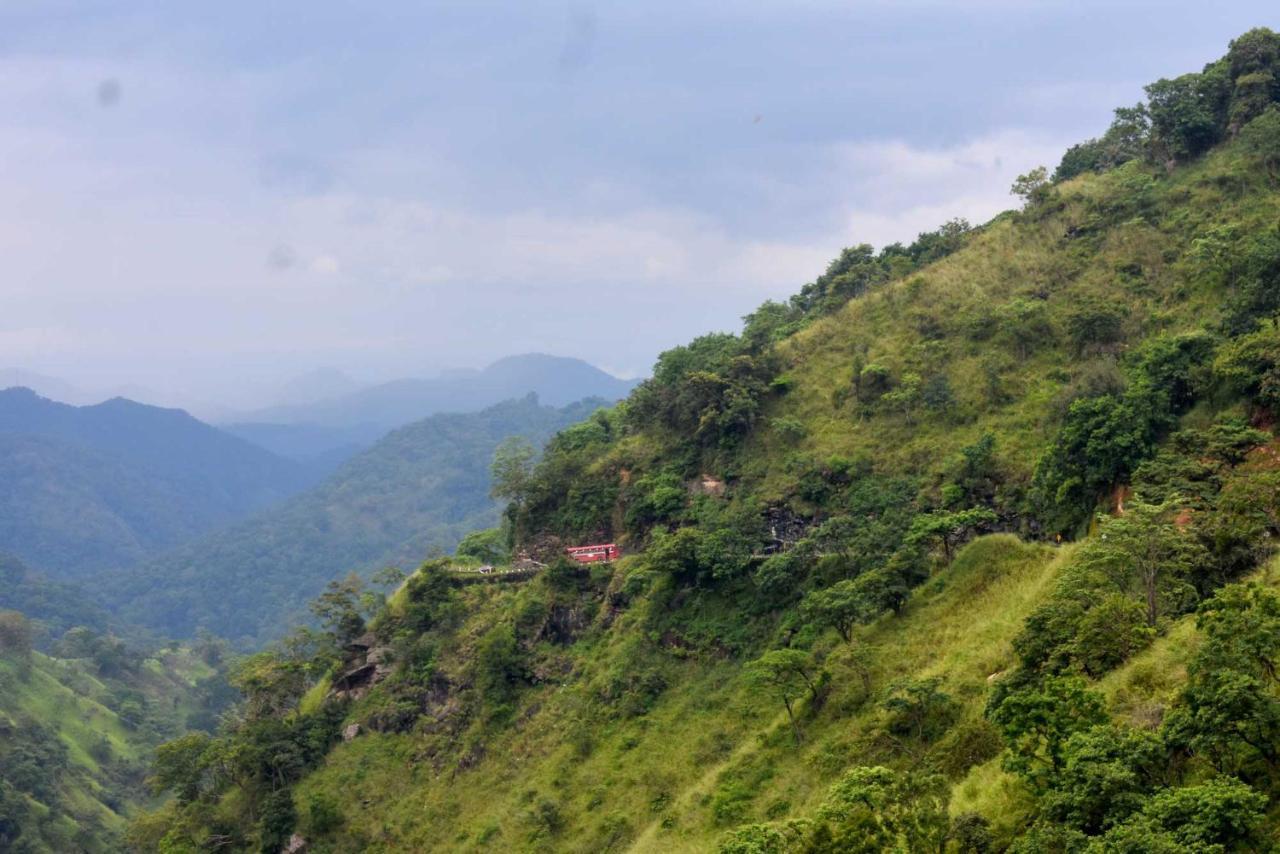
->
xmin=283 ymin=833 xmax=307 ymax=853
xmin=342 ymin=723 xmax=361 ymax=742
xmin=329 ymin=636 xmax=394 ymax=701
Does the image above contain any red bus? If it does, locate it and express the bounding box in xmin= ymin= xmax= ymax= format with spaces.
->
xmin=566 ymin=543 xmax=619 ymax=564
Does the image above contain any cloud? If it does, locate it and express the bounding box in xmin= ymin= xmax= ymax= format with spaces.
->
xmin=2 ymin=0 xmax=1262 ymax=397
xmin=830 ymin=129 xmax=1073 ymax=246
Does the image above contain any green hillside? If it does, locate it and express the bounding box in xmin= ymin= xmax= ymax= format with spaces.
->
xmin=0 ymin=389 xmax=316 ymax=577
xmin=0 ymin=610 xmax=229 ymax=852
xmin=104 ymin=396 xmax=610 ymax=644
xmin=133 ymin=29 xmax=1280 ymax=853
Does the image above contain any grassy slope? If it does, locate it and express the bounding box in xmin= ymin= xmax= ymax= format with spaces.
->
xmin=279 ymin=136 xmax=1279 ymax=850
xmin=292 ymin=536 xmax=1060 ymax=852
xmin=0 ymin=648 xmax=215 ymax=850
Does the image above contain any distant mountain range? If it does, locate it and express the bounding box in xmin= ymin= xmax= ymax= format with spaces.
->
xmin=0 ymin=353 xmax=639 ymax=637
xmin=0 ymin=388 xmax=316 ymax=576
xmin=232 ymin=354 xmax=637 ymax=432
xmin=104 ymin=395 xmax=605 ymax=643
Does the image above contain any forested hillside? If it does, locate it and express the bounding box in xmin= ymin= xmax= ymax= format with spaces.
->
xmin=0 ymin=553 xmax=121 ymax=647
xmin=104 ymin=396 xmax=609 ymax=644
xmin=0 ymin=389 xmax=315 ymax=575
xmin=134 ymin=29 xmax=1280 ymax=853
xmin=0 ymin=609 xmax=230 ymax=852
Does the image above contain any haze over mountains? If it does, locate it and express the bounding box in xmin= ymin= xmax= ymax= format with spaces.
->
xmin=105 ymin=395 xmax=607 ymax=643
xmin=0 ymin=388 xmax=316 ymax=575
xmin=229 ymin=353 xmax=637 ymax=430
xmin=0 ymin=353 xmax=637 ymax=637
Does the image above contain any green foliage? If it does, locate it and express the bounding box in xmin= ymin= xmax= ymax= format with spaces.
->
xmin=646 ymin=525 xmax=755 ymax=588
xmin=1096 ymin=777 xmax=1267 ymax=852
xmin=1055 ymin=105 xmax=1150 ymax=180
xmin=1039 ymin=725 xmax=1165 ymax=834
xmin=474 ymin=623 xmax=529 ymax=721
xmin=627 ymin=334 xmax=781 ymax=451
xmin=718 ymin=819 xmax=813 ymax=854
xmin=799 ymin=580 xmax=873 ymax=643
xmin=123 ymin=31 xmax=1280 ymax=852
xmin=879 ymin=677 xmax=957 ymax=742
xmin=490 ymin=436 xmax=536 ymax=503
xmin=1032 ymin=378 xmax=1174 ymax=534
xmin=0 ymin=610 xmax=33 ymax=665
xmin=1011 ymin=166 xmax=1050 ymax=205
xmin=987 ymin=675 xmax=1108 ymax=787
xmin=1215 ymin=318 xmax=1280 ymax=410
xmin=812 ymin=766 xmax=950 ymax=853
xmin=1015 ymin=501 xmax=1207 ymax=677
xmin=1163 ymin=583 xmax=1280 ymax=777
xmin=905 ymin=508 xmax=997 ymax=563
xmin=1145 ymin=67 xmax=1231 ymax=164
xmin=744 ymin=649 xmax=822 ymax=744
xmin=455 ymin=527 xmax=510 ymax=565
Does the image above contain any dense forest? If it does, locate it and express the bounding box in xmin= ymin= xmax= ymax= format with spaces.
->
xmin=113 ymin=28 xmax=1280 ymax=853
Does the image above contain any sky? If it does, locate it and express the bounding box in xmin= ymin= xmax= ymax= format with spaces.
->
xmin=0 ymin=1 xmax=1275 ymax=410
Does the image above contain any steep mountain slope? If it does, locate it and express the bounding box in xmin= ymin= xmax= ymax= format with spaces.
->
xmin=105 ymin=396 xmax=609 ymax=644
xmin=0 ymin=389 xmax=315 ymax=575
xmin=0 ymin=613 xmax=226 ymax=853
xmin=134 ymin=30 xmax=1280 ymax=853
xmin=237 ymin=354 xmax=637 ymax=433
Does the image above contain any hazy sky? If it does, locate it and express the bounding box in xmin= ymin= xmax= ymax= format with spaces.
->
xmin=1 ymin=1 xmax=1274 ymax=407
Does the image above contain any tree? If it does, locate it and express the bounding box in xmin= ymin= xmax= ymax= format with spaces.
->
xmin=987 ymin=676 xmax=1108 ymax=788
xmin=1040 ymin=725 xmax=1164 ymax=834
xmin=1054 ymin=105 xmax=1150 ymax=180
xmin=0 ymin=611 xmax=32 ymax=671
xmin=1079 ymin=499 xmax=1206 ymax=627
xmin=1032 ymin=383 xmax=1171 ymax=534
xmin=800 ymin=581 xmax=873 ymax=643
xmin=1163 ymin=584 xmax=1280 ymax=776
xmin=994 ymin=299 xmax=1054 ymax=360
xmin=717 ymin=820 xmax=812 ymax=854
xmin=310 ymin=573 xmax=370 ymax=648
xmin=149 ymin=732 xmax=216 ymax=803
xmin=1145 ymin=69 xmax=1229 ymax=164
xmin=474 ymin=623 xmax=528 ymax=721
xmin=905 ymin=508 xmax=997 ymax=564
xmin=880 ymin=372 xmax=922 ymax=424
xmin=490 ymin=437 xmax=536 ymax=503
xmin=1214 ymin=319 xmax=1280 ymax=413
xmin=1068 ymin=594 xmax=1155 ymax=677
xmin=745 ymin=649 xmax=821 ymax=744
xmin=814 ymin=766 xmax=949 ymax=853
xmin=456 ymin=527 xmax=509 ymax=565
xmin=229 ymin=653 xmax=308 ymax=722
xmin=1064 ymin=296 xmax=1126 ymax=355
xmin=1011 ymin=166 xmax=1049 ymax=206
xmin=880 ymin=677 xmax=956 ymax=742
xmin=1098 ymin=777 xmax=1267 ymax=851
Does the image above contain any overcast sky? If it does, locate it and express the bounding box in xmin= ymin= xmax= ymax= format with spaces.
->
xmin=1 ymin=1 xmax=1274 ymax=408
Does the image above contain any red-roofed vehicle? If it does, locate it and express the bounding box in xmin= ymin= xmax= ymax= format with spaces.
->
xmin=566 ymin=543 xmax=619 ymax=563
